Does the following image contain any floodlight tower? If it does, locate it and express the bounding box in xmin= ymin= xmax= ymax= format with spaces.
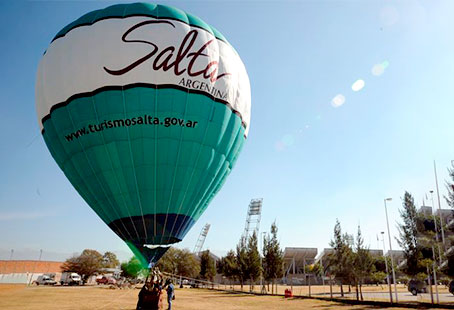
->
xmin=193 ymin=223 xmax=211 ymax=254
xmin=241 ymin=199 xmax=263 ymax=244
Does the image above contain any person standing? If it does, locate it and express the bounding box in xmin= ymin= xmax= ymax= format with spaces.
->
xmin=166 ymin=279 xmax=175 ymax=310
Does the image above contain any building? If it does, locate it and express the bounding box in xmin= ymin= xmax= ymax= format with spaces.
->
xmin=314 ymin=248 xmax=334 ymax=271
xmin=0 ymin=260 xmax=64 ymax=284
xmin=315 ymin=248 xmax=384 ymax=269
xmin=283 ymin=247 xmax=317 ymax=284
xmin=386 ymin=250 xmax=405 ymax=266
xmin=419 ymin=205 xmax=454 ymax=228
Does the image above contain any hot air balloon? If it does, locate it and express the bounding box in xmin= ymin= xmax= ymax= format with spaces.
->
xmin=35 ymin=3 xmax=250 ymax=267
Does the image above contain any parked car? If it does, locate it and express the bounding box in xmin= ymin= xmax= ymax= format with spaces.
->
xmin=34 ymin=274 xmax=56 ymax=286
xmin=408 ymin=279 xmax=427 ymax=295
xmin=96 ymin=276 xmax=117 ymax=285
xmin=60 ymin=272 xmax=82 ymax=286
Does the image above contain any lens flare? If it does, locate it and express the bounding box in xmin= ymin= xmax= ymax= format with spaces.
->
xmin=331 ymin=94 xmax=345 ymax=107
xmin=372 ymin=61 xmax=389 ymax=76
xmin=372 ymin=64 xmax=384 ymax=76
xmin=352 ymin=79 xmax=365 ymax=92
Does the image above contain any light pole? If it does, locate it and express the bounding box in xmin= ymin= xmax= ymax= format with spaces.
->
xmin=381 ymin=232 xmax=393 ymax=303
xmin=384 ymin=198 xmax=398 ymax=302
xmin=430 ymin=190 xmax=442 ymax=264
xmin=432 ymin=245 xmax=439 ymax=304
xmin=434 ymin=161 xmax=446 ymax=249
xmin=260 ymin=231 xmax=266 ymax=294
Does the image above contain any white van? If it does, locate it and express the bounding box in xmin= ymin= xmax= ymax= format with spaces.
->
xmin=60 ymin=272 xmax=82 ymax=285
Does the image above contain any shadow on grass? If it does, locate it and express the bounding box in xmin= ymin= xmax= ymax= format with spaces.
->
xmin=198 ymin=291 xmax=256 ymax=298
xmin=311 ymin=304 xmax=381 ymax=310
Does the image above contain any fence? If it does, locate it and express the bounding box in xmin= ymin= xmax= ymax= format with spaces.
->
xmin=0 ymin=273 xmax=40 ymax=284
xmin=160 ymin=272 xmax=454 ymax=307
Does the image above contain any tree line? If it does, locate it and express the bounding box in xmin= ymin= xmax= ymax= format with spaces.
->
xmin=324 ymin=221 xmax=390 ymax=300
xmin=327 ymin=162 xmax=454 ymax=300
xmin=61 ymin=249 xmax=120 ymax=283
xmin=215 ymin=221 xmax=284 ymax=293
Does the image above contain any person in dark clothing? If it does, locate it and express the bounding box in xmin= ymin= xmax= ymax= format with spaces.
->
xmin=165 ymin=279 xmax=175 ymax=310
xmin=136 ymin=276 xmax=163 ymax=310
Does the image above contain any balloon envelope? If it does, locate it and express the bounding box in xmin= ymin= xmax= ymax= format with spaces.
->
xmin=36 ymin=3 xmax=250 ymax=265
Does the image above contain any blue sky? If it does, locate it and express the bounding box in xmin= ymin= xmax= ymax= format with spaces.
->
xmin=2 ymin=0 xmax=454 ymax=262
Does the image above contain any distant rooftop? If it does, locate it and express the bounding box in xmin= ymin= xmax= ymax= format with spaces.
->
xmin=283 ymin=247 xmax=317 ymax=261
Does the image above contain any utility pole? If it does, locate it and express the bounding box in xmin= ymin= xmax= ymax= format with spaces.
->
xmin=381 ymin=232 xmax=393 ymax=303
xmin=384 ymin=198 xmax=398 ymax=303
xmin=260 ymin=231 xmax=266 ymax=294
xmin=434 ymin=161 xmax=446 ymax=249
xmin=430 ymin=190 xmax=442 ymax=264
xmin=432 ymin=245 xmax=439 ymax=304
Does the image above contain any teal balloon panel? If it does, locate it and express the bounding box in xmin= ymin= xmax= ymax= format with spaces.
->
xmin=42 ymin=86 xmax=245 ymax=244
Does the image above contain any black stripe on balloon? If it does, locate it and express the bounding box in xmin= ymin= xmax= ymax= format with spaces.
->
xmin=108 ymin=213 xmax=195 ymax=246
xmin=40 ymin=83 xmax=247 ymax=134
xmin=51 ymin=14 xmax=228 ymax=46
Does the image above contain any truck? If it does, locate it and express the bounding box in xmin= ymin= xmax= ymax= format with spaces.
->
xmin=34 ymin=274 xmax=57 ymax=286
xmin=60 ymin=272 xmax=82 ymax=286
xmin=96 ymin=276 xmax=117 ymax=285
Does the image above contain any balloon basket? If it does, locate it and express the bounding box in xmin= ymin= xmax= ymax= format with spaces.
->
xmin=136 ymin=267 xmax=166 ymax=310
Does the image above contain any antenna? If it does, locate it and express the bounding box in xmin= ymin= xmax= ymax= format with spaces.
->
xmin=241 ymin=198 xmax=263 ymax=244
xmin=193 ymin=223 xmax=211 ymax=254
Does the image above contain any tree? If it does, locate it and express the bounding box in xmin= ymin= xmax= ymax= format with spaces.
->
xmin=353 ymin=225 xmax=373 ymax=300
xmin=371 ymin=271 xmax=387 ymax=284
xmin=156 ymin=247 xmax=200 ymax=278
xmin=157 ymin=248 xmax=178 ymax=274
xmin=199 ymin=250 xmax=216 ymax=281
xmin=311 ymin=262 xmax=324 ymax=278
xmin=397 ymin=192 xmax=423 ymax=277
xmin=445 ymin=162 xmax=454 ymax=208
xmin=443 ymin=163 xmax=454 ymax=278
xmin=219 ymin=250 xmax=237 ymax=284
xmin=246 ymin=232 xmax=262 ymax=290
xmin=262 ymin=221 xmax=283 ymax=294
xmin=102 ymin=251 xmax=119 ymax=268
xmin=61 ymin=249 xmax=103 ymax=284
xmin=121 ymin=256 xmax=144 ymax=279
xmin=372 ymin=256 xmax=389 ymax=274
xmin=236 ymin=239 xmax=249 ymax=290
xmin=176 ymin=249 xmax=200 ymax=278
xmin=328 ymin=220 xmax=354 ymax=297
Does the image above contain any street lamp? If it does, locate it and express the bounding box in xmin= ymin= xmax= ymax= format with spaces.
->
xmin=434 ymin=161 xmax=446 ymax=249
xmin=381 ymin=231 xmax=393 ymax=303
xmin=384 ymin=197 xmax=398 ymax=303
xmin=260 ymin=232 xmax=266 ymax=294
xmin=430 ymin=190 xmax=442 ymax=265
